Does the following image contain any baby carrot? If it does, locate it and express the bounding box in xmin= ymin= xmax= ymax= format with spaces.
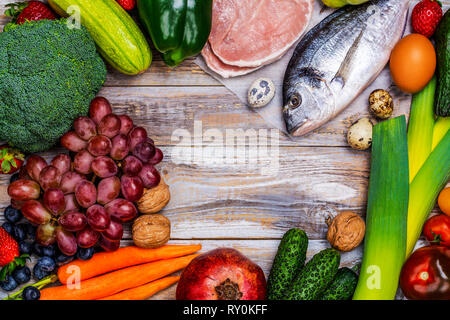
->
xmin=98 ymin=276 xmax=180 ymax=300
xmin=40 ymin=254 xmax=199 ymax=300
xmin=58 ymin=244 xmax=201 ymax=284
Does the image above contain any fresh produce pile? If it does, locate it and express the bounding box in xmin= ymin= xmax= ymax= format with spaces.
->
xmin=1 ymin=244 xmax=200 ymax=300
xmin=0 ymin=0 xmax=448 ymax=302
xmin=6 ymin=96 xmax=164 ymax=258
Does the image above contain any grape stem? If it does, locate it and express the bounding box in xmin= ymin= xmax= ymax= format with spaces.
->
xmin=3 ymin=274 xmax=58 ymax=300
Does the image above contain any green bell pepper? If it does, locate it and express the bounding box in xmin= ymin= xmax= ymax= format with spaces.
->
xmin=137 ymin=0 xmax=213 ymax=67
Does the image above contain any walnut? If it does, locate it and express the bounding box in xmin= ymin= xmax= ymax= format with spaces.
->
xmin=326 ymin=211 xmax=365 ymax=252
xmin=137 ymin=179 xmax=170 ymax=214
xmin=132 ymin=214 xmax=171 ymax=248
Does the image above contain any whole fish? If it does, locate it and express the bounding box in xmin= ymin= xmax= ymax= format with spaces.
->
xmin=283 ymin=0 xmax=410 ymax=136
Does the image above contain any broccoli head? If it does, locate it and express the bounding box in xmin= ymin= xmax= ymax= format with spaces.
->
xmin=0 ymin=19 xmax=106 ymax=153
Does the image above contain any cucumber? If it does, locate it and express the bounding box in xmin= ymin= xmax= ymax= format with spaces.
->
xmin=285 ymin=248 xmax=340 ymax=300
xmin=267 ymin=229 xmax=308 ymax=300
xmin=48 ymin=0 xmax=152 ymax=75
xmin=319 ymin=267 xmax=358 ymax=300
xmin=435 ymin=10 xmax=450 ymax=116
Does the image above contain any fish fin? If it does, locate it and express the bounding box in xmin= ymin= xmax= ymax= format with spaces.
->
xmin=331 ymin=23 xmax=367 ymax=88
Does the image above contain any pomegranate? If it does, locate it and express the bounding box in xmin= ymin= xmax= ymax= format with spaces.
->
xmin=176 ymin=248 xmax=267 ymax=300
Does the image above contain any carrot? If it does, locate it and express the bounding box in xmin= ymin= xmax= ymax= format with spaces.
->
xmin=58 ymin=244 xmax=201 ymax=284
xmin=98 ymin=276 xmax=180 ymax=300
xmin=40 ymin=254 xmax=199 ymax=300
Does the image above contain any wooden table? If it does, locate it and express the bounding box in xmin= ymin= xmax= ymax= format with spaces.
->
xmin=0 ymin=0 xmax=445 ymax=300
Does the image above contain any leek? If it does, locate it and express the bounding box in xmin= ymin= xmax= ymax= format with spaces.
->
xmin=406 ymin=130 xmax=450 ymax=256
xmin=353 ymin=116 xmax=409 ymax=300
xmin=407 ymin=77 xmax=436 ymax=182
xmin=432 ymin=117 xmax=450 ymax=150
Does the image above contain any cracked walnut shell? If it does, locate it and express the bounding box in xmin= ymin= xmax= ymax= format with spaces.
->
xmin=137 ymin=179 xmax=170 ymax=214
xmin=132 ymin=214 xmax=171 ymax=249
xmin=327 ymin=211 xmax=365 ymax=252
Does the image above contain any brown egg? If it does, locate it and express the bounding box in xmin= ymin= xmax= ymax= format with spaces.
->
xmin=390 ymin=34 xmax=436 ymax=94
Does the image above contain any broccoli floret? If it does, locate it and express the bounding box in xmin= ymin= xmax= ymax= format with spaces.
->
xmin=0 ymin=19 xmax=106 ymax=153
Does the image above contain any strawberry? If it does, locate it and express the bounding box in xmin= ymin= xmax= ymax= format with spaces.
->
xmin=116 ymin=0 xmax=136 ymax=11
xmin=5 ymin=1 xmax=56 ymax=25
xmin=0 ymin=227 xmax=28 ymax=281
xmin=412 ymin=0 xmax=443 ymax=38
xmin=0 ymin=145 xmax=24 ymax=175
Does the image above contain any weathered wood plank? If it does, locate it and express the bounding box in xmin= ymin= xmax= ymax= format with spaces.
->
xmin=0 ymin=146 xmax=444 ymax=240
xmin=0 ymin=146 xmax=370 ymax=240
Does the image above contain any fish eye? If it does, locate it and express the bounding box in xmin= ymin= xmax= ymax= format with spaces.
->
xmin=289 ymin=95 xmax=301 ymax=108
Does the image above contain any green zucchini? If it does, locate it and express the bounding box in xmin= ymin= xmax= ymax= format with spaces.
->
xmin=319 ymin=267 xmax=358 ymax=300
xmin=285 ymin=248 xmax=340 ymax=300
xmin=267 ymin=229 xmax=308 ymax=300
xmin=353 ymin=116 xmax=409 ymax=300
xmin=48 ymin=0 xmax=152 ymax=75
xmin=435 ymin=9 xmax=450 ymax=116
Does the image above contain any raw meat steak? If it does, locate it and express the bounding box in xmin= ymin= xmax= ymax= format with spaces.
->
xmin=202 ymin=42 xmax=260 ymax=78
xmin=208 ymin=0 xmax=314 ymax=68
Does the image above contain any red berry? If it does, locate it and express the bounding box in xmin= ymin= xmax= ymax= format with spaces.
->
xmin=412 ymin=0 xmax=443 ymax=38
xmin=0 ymin=145 xmax=24 ymax=175
xmin=6 ymin=1 xmax=57 ymax=25
xmin=116 ymin=0 xmax=136 ymax=11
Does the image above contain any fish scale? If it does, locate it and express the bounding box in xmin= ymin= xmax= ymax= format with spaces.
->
xmin=283 ymin=0 xmax=410 ymax=136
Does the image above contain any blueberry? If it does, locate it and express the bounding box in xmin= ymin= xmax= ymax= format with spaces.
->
xmin=12 ymin=266 xmax=31 ymax=284
xmin=76 ymin=247 xmax=95 ymax=261
xmin=0 ymin=275 xmax=18 ymax=292
xmin=42 ymin=244 xmax=56 ymax=257
xmin=36 ymin=256 xmax=56 ymax=272
xmin=32 ymin=264 xmax=50 ymax=280
xmin=2 ymin=222 xmax=14 ymax=235
xmin=4 ymin=206 xmax=22 ymax=224
xmin=55 ymin=254 xmax=75 ymax=267
xmin=33 ymin=243 xmax=45 ymax=257
xmin=19 ymin=241 xmax=33 ymax=255
xmin=24 ymin=224 xmax=36 ymax=239
xmin=23 ymin=286 xmax=40 ymax=300
xmin=13 ymin=224 xmax=26 ymax=242
xmin=9 ymin=173 xmax=20 ymax=184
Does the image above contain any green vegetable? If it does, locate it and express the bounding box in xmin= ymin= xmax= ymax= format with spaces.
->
xmin=406 ymin=130 xmax=450 ymax=256
xmin=267 ymin=229 xmax=308 ymax=300
xmin=432 ymin=117 xmax=450 ymax=149
xmin=319 ymin=267 xmax=358 ymax=300
xmin=137 ymin=0 xmax=213 ymax=67
xmin=353 ymin=116 xmax=409 ymax=300
xmin=407 ymin=77 xmax=436 ymax=182
xmin=285 ymin=248 xmax=340 ymax=300
xmin=48 ymin=0 xmax=152 ymax=75
xmin=0 ymin=20 xmax=106 ymax=153
xmin=434 ymin=10 xmax=449 ymax=117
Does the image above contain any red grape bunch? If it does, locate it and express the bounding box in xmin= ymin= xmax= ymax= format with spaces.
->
xmin=7 ymin=97 xmax=164 ymax=256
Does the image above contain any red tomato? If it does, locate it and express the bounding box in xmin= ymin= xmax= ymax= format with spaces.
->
xmin=423 ymin=215 xmax=450 ymax=247
xmin=400 ymin=246 xmax=450 ymax=300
